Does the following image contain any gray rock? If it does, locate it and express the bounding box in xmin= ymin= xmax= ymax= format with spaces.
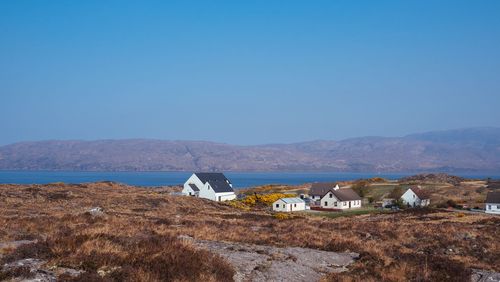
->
xmin=51 ymin=266 xmax=84 ymax=278
xmin=88 ymin=207 xmax=104 ymax=216
xmin=195 ymin=240 xmax=358 ymax=282
xmin=3 ymin=258 xmax=45 ymax=272
xmin=471 ymin=269 xmax=500 ymax=282
xmin=2 ymin=259 xmax=56 ymax=282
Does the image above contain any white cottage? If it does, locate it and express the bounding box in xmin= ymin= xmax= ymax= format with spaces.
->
xmin=273 ymin=197 xmax=306 ymax=212
xmin=485 ymin=191 xmax=500 ymax=214
xmin=182 ymin=172 xmax=236 ymax=202
xmin=320 ymin=186 xmax=362 ymax=209
xmin=400 ymin=186 xmax=430 ymax=207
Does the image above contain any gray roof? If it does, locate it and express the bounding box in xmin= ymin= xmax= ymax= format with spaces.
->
xmin=194 ymin=172 xmax=234 ymax=193
xmin=485 ymin=191 xmax=500 ymax=203
xmin=195 ymin=173 xmax=231 ymax=184
xmin=208 ymin=180 xmax=234 ymax=193
xmin=310 ymin=182 xmax=338 ymax=196
xmin=326 ymin=188 xmax=362 ymax=201
xmin=278 ymin=197 xmax=304 ymax=204
xmin=189 ymin=183 xmax=199 ymax=192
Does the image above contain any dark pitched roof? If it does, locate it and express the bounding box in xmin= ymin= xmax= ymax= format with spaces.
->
xmin=195 ymin=173 xmax=231 ymax=184
xmin=409 ymin=186 xmax=430 ymax=200
xmin=310 ymin=182 xmax=338 ymax=196
xmin=207 ymin=180 xmax=234 ymax=193
xmin=327 ymin=188 xmax=362 ymax=201
xmin=485 ymin=191 xmax=500 ymax=203
xmin=189 ymin=183 xmax=199 ymax=192
xmin=194 ymin=172 xmax=234 ymax=193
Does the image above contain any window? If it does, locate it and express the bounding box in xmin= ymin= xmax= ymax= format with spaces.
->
xmin=324 ymin=201 xmax=328 ymax=206
xmin=343 ymin=202 xmax=347 ymax=206
xmin=334 ymin=202 xmax=338 ymax=207
xmin=497 ymin=205 xmax=500 ymax=209
xmin=413 ymin=194 xmax=415 ymax=198
xmin=294 ymin=204 xmax=297 ymax=207
xmin=283 ymin=204 xmax=285 ymax=208
xmin=488 ymin=205 xmax=491 ymax=210
xmin=329 ymin=193 xmax=333 ymax=198
xmin=276 ymin=204 xmax=279 ymax=208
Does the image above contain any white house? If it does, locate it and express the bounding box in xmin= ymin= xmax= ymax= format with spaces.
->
xmin=485 ymin=191 xmax=500 ymax=214
xmin=309 ymin=183 xmax=340 ymax=201
xmin=273 ymin=197 xmax=306 ymax=212
xmin=182 ymin=172 xmax=236 ymax=202
xmin=400 ymin=186 xmax=430 ymax=207
xmin=320 ymin=186 xmax=362 ymax=209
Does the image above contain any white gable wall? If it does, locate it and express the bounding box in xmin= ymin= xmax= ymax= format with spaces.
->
xmin=182 ymin=174 xmax=203 ymax=196
xmin=485 ymin=202 xmax=500 ymax=214
xmin=401 ymin=189 xmax=417 ymax=206
xmin=401 ymin=189 xmax=429 ymax=207
xmin=198 ymin=182 xmax=217 ymax=201
xmin=320 ymin=191 xmax=341 ymax=208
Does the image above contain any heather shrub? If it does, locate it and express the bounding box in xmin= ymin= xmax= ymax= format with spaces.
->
xmin=47 ymin=231 xmax=234 ymax=281
xmin=1 ymin=241 xmax=53 ymax=264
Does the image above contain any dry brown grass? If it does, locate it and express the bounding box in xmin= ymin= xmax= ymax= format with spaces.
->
xmin=0 ymin=182 xmax=499 ymax=281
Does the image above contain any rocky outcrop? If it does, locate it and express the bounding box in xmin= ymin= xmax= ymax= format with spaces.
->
xmin=192 ymin=239 xmax=359 ymax=282
xmin=471 ymin=269 xmax=500 ymax=282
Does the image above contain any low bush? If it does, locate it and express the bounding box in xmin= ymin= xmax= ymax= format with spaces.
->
xmin=446 ymin=199 xmax=458 ymax=208
xmin=273 ymin=213 xmax=291 ymax=220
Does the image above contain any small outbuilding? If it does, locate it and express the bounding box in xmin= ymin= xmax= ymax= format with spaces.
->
xmin=401 ymin=186 xmax=430 ymax=207
xmin=273 ymin=197 xmax=306 ymax=212
xmin=485 ymin=191 xmax=500 ymax=214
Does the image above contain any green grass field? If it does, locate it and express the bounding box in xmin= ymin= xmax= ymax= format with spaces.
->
xmin=363 ymin=183 xmax=399 ymax=201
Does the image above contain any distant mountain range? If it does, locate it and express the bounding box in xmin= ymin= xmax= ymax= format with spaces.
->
xmin=1 ymin=127 xmax=499 ymax=172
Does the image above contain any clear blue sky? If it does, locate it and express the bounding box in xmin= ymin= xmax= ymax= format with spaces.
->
xmin=1 ymin=1 xmax=499 ymax=145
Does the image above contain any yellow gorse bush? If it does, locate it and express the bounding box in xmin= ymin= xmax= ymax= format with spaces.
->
xmin=242 ymin=193 xmax=296 ymax=206
xmin=225 ymin=200 xmax=251 ymax=211
xmin=273 ymin=212 xmax=292 ymax=220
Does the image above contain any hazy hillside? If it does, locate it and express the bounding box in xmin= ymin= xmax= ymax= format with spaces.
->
xmin=0 ymin=128 xmax=499 ymax=172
